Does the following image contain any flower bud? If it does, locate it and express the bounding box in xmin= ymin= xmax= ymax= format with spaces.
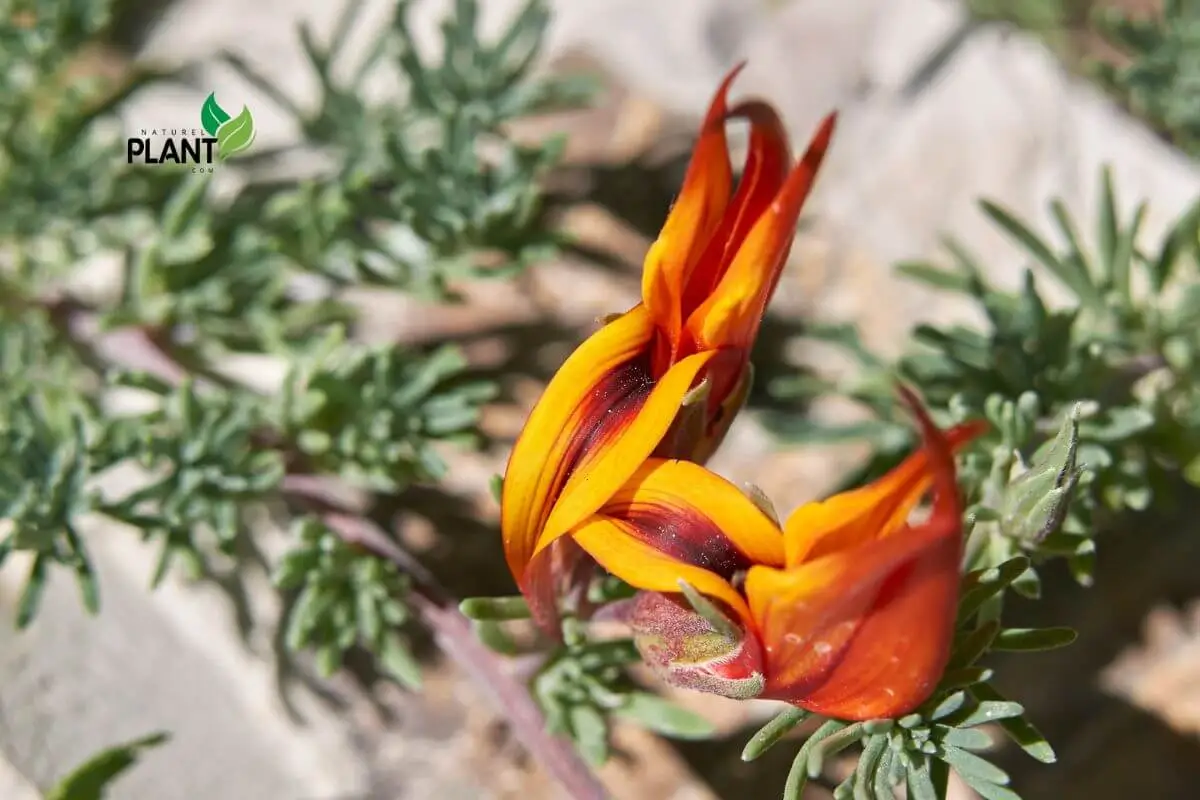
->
xmin=1001 ymin=403 xmax=1085 ymax=544
xmin=624 ymin=591 xmax=765 ymax=700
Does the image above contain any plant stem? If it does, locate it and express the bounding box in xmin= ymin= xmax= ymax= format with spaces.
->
xmin=38 ymin=294 xmax=609 ymax=800
xmin=314 ymin=506 xmax=607 ymax=800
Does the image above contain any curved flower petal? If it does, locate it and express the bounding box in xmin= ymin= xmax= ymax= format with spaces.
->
xmin=784 ymin=419 xmax=987 ymax=566
xmin=688 ymin=112 xmax=837 ymax=352
xmin=680 ymin=100 xmax=792 ymax=323
xmin=572 ymin=516 xmax=751 ymax=624
xmin=601 ymin=458 xmax=785 ymax=568
xmin=744 ymin=387 xmax=973 ymax=719
xmin=536 ymin=350 xmax=716 ymax=551
xmin=501 ymin=305 xmax=655 ymax=585
xmin=642 ymin=64 xmax=740 ymax=360
xmin=744 ymin=517 xmax=961 ymax=719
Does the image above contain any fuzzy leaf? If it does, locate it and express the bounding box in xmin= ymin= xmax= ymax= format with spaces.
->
xmin=612 ymin=692 xmax=716 ymax=740
xmin=991 ymin=626 xmax=1078 ymax=652
xmin=460 ymin=595 xmax=530 ymax=621
xmin=568 ymin=704 xmax=610 ymax=766
xmin=743 ymin=707 xmax=810 ymax=760
xmin=1000 ymin=404 xmax=1084 ymax=544
xmin=972 ymin=683 xmax=1056 ymax=763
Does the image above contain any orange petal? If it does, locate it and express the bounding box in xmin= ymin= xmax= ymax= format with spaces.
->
xmin=744 ymin=516 xmax=962 ymax=719
xmin=783 ymin=419 xmax=985 ymax=566
xmin=687 ymin=112 xmax=837 ymax=352
xmin=501 ymin=305 xmax=655 ymax=586
xmin=744 ymin=386 xmax=973 ymax=719
xmin=535 ymin=349 xmax=716 ymax=554
xmin=572 ymin=516 xmax=752 ymax=624
xmin=641 ymin=64 xmax=741 ymax=355
xmin=680 ymin=100 xmax=792 ymax=322
xmin=601 ymin=458 xmax=785 ymax=569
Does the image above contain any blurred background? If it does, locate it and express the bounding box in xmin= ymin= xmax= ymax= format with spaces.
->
xmin=2 ymin=0 xmax=1199 ymax=798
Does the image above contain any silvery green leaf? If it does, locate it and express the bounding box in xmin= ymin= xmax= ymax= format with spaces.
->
xmin=999 ymin=403 xmax=1086 ymax=544
xmin=612 ymin=692 xmax=716 ymax=740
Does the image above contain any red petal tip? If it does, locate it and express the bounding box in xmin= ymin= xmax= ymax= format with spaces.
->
xmin=804 ymin=111 xmax=838 ymax=166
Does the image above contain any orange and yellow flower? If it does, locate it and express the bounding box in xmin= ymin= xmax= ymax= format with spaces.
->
xmin=501 ymin=64 xmax=836 ymax=629
xmin=578 ymin=389 xmax=986 ymax=720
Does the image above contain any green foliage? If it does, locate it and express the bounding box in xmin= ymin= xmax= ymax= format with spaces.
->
xmin=1093 ymin=0 xmax=1200 ymax=155
xmin=98 ymin=376 xmax=285 ymax=585
xmin=0 ymin=0 xmax=581 ymax=708
xmin=754 ymin=166 xmax=1200 ymax=797
xmin=535 ymin=632 xmax=717 ymax=765
xmin=0 ymin=397 xmax=98 ymax=627
xmin=768 ymin=166 xmax=1200 ymax=538
xmin=461 ymin=595 xmax=717 ymax=765
xmin=219 ymin=0 xmax=590 ymax=298
xmin=0 ymin=4 xmax=173 ymax=278
xmin=44 ymin=731 xmax=170 ymax=800
xmin=966 ymin=0 xmax=1200 ymax=156
xmin=277 ymin=517 xmax=421 ymax=688
xmin=0 ymin=0 xmax=600 ymax=795
xmin=280 ymin=335 xmax=495 ymax=492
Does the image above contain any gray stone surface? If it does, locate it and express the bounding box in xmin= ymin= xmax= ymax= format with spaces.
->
xmin=7 ymin=0 xmax=1200 ymax=797
xmin=0 ymin=522 xmax=368 ymax=799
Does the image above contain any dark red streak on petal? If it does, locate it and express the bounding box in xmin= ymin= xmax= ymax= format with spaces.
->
xmin=539 ymin=353 xmax=657 ymax=531
xmin=614 ymin=501 xmax=753 ymax=579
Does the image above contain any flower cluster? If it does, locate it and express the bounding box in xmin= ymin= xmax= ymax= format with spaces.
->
xmin=500 ymin=65 xmax=986 ymax=720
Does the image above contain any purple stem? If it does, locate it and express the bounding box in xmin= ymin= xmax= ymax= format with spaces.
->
xmin=308 ymin=505 xmax=608 ymax=800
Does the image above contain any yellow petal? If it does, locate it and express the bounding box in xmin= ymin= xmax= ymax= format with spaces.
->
xmin=641 ymin=64 xmax=741 ymax=351
xmin=572 ymin=516 xmax=751 ymax=623
xmin=601 ymin=458 xmax=785 ymax=568
xmin=501 ymin=305 xmax=654 ymax=585
xmin=535 ymin=349 xmax=717 ymax=553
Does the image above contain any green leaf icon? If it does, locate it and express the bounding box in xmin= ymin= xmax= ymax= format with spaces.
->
xmin=216 ymin=105 xmax=256 ymax=160
xmin=200 ymin=92 xmax=230 ymax=137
